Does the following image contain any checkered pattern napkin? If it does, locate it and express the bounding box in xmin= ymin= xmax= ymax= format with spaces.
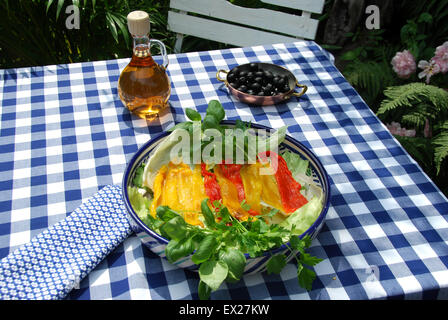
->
xmin=0 ymin=185 xmax=131 ymax=299
xmin=1 ymin=41 xmax=448 ymax=300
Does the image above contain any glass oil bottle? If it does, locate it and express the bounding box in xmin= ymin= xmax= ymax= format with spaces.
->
xmin=118 ymin=11 xmax=171 ymax=120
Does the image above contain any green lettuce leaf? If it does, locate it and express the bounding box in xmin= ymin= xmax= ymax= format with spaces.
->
xmin=282 ymin=150 xmax=309 ymax=178
xmin=279 ymin=192 xmax=323 ymax=236
xmin=127 ymin=186 xmax=153 ymax=227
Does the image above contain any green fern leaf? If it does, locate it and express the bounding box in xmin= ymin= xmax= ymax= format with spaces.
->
xmin=378 ymin=83 xmax=448 ymax=117
xmin=402 ymin=113 xmax=427 ymax=129
xmin=433 ymin=123 xmax=448 ymax=174
xmin=378 ymin=83 xmax=426 ymax=115
xmin=401 ymin=103 xmax=439 ymax=129
xmin=426 ymin=86 xmax=448 ymax=114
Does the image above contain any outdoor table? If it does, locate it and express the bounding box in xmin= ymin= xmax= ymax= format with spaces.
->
xmin=1 ymin=41 xmax=447 ymax=300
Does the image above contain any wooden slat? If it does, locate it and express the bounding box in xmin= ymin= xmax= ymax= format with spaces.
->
xmin=301 ymin=11 xmax=312 ymax=18
xmin=167 ymin=11 xmax=301 ymax=48
xmin=261 ymin=0 xmax=325 ymax=14
xmin=170 ymin=0 xmax=319 ymax=40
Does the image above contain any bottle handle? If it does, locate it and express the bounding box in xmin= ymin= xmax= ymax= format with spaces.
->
xmin=150 ymin=39 xmax=169 ymax=69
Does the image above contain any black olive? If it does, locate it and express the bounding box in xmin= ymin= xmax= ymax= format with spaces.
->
xmin=255 ymin=71 xmax=264 ymax=78
xmin=257 ymin=91 xmax=265 ymax=96
xmin=231 ymin=68 xmax=240 ymax=77
xmin=246 ymin=89 xmax=255 ymax=95
xmin=239 ymin=71 xmax=248 ymax=78
xmin=251 ymin=82 xmax=261 ymax=91
xmin=238 ymin=85 xmax=248 ymax=92
xmin=227 ymin=73 xmax=236 ymax=83
xmin=264 ymin=71 xmax=273 ymax=80
xmin=229 ymin=82 xmax=237 ymax=88
xmin=246 ymin=72 xmax=254 ymax=80
xmin=249 ymin=63 xmax=258 ymax=71
xmin=277 ymin=77 xmax=286 ymax=87
xmin=238 ymin=76 xmax=247 ymax=85
xmin=254 ymin=76 xmax=263 ymax=84
xmin=272 ymin=76 xmax=281 ymax=86
xmin=264 ymin=83 xmax=273 ymax=92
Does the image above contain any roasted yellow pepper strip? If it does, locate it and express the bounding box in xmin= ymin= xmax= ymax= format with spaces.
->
xmin=176 ymin=163 xmax=206 ymax=226
xmin=150 ymin=164 xmax=168 ymax=218
xmin=214 ymin=165 xmax=249 ymax=221
xmin=239 ymin=163 xmax=262 ymax=214
xmin=259 ymin=163 xmax=285 ymax=212
xmin=150 ymin=162 xmax=205 ymax=226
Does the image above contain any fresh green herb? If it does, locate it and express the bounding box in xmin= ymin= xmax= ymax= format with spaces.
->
xmin=160 ymin=215 xmax=188 ymax=241
xmin=288 ymin=237 xmax=323 ymax=291
xmin=235 ymin=119 xmax=251 ymax=131
xmin=167 ymin=121 xmax=193 ymax=133
xmin=186 ymin=108 xmax=202 ymax=122
xmin=202 ymin=114 xmax=221 ymax=131
xmin=201 ymin=199 xmax=217 ymax=228
xmin=206 ymin=100 xmax=226 ymax=123
xmin=218 ymin=247 xmax=246 ymax=283
xmin=199 ymin=260 xmax=229 ymax=292
xmin=191 ymin=235 xmax=219 ymax=264
xmin=165 ymin=237 xmax=195 ymax=264
xmin=198 ymin=280 xmax=212 ymax=300
xmin=156 ymin=205 xmax=179 ymax=222
xmin=240 ymin=199 xmax=251 ymax=211
xmin=266 ymin=254 xmax=287 ymax=274
xmin=167 ymin=100 xmax=287 ymax=165
xmin=147 ymin=198 xmax=322 ymax=300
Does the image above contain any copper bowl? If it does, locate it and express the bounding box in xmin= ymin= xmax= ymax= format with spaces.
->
xmin=216 ymin=62 xmax=308 ymax=106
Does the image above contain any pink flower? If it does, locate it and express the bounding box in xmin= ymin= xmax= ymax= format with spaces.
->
xmin=433 ymin=41 xmax=448 ymax=74
xmin=391 ymin=50 xmax=417 ymax=79
xmin=418 ymin=59 xmax=440 ymax=84
xmin=386 ymin=121 xmax=416 ymax=137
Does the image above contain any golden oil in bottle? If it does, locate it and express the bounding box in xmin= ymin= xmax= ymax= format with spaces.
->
xmin=118 ymin=11 xmax=170 ymax=120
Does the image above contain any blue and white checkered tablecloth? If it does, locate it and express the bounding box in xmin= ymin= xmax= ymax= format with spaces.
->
xmin=1 ymin=41 xmax=448 ymax=300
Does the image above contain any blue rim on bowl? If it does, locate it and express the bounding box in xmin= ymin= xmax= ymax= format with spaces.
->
xmin=122 ymin=120 xmax=331 ymax=273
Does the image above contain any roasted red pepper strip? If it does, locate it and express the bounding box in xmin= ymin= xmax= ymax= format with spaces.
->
xmin=258 ymin=151 xmax=308 ymax=213
xmin=201 ymin=163 xmax=222 ymax=205
xmin=219 ymin=163 xmax=246 ymax=202
xmin=248 ymin=209 xmax=260 ymax=216
xmin=219 ymin=163 xmax=261 ymax=217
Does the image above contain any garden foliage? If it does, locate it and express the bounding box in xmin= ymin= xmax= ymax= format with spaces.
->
xmin=335 ymin=0 xmax=448 ymax=195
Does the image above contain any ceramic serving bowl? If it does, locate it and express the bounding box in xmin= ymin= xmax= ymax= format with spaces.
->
xmin=216 ymin=62 xmax=308 ymax=106
xmin=122 ymin=121 xmax=331 ymax=275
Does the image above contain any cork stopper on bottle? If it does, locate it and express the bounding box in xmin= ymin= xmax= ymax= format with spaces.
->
xmin=127 ymin=11 xmax=150 ymax=36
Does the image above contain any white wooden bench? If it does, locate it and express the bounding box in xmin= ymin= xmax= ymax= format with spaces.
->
xmin=167 ymin=0 xmax=325 ymax=52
